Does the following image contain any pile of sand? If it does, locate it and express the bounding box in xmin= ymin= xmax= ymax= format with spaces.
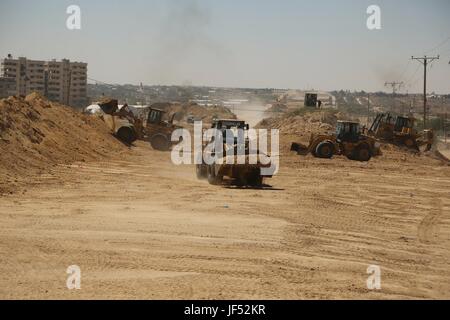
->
xmin=0 ymin=93 xmax=127 ymax=194
xmin=264 ymin=103 xmax=288 ymax=117
xmin=257 ymin=111 xmax=340 ymax=138
xmin=256 ymin=112 xmax=335 ymax=154
xmin=158 ymin=102 xmax=236 ymax=123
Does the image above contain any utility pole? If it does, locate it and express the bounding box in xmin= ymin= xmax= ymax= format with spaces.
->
xmin=445 ymin=112 xmax=447 ymax=143
xmin=409 ymin=97 xmax=413 ymax=115
xmin=367 ymin=93 xmax=370 ymax=127
xmin=412 ymin=55 xmax=440 ymax=129
xmin=384 ymin=81 xmax=404 ymax=95
xmin=384 ymin=81 xmax=403 ymax=114
xmin=443 ymin=96 xmax=448 ymax=143
xmin=447 ymin=61 xmax=450 ymax=142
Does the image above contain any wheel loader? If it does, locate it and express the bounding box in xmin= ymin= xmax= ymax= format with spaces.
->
xmin=196 ymin=119 xmax=274 ymax=187
xmin=291 ymin=121 xmax=381 ymax=162
xmin=97 ymin=98 xmax=181 ymax=150
xmin=144 ymin=107 xmax=182 ymax=151
xmin=97 ymin=98 xmax=139 ymax=144
xmin=368 ymin=113 xmax=434 ymax=152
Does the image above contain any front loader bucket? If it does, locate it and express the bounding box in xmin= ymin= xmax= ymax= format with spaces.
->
xmin=291 ymin=142 xmax=310 ymax=155
xmin=98 ymin=98 xmax=119 ymax=115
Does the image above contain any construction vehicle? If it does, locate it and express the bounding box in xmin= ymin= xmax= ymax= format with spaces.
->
xmin=305 ymin=93 xmax=318 ymax=107
xmin=97 ymin=98 xmax=181 ymax=150
xmin=98 ymin=99 xmax=139 ymax=144
xmin=368 ymin=113 xmax=434 ymax=152
xmin=196 ymin=119 xmax=274 ymax=187
xmin=291 ymin=121 xmax=381 ymax=162
xmin=144 ymin=106 xmax=182 ymax=151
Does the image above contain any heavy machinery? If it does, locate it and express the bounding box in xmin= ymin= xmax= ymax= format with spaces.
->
xmin=144 ymin=106 xmax=182 ymax=151
xmin=291 ymin=121 xmax=381 ymax=162
xmin=305 ymin=93 xmax=318 ymax=107
xmin=196 ymin=119 xmax=274 ymax=187
xmin=368 ymin=113 xmax=434 ymax=152
xmin=98 ymin=98 xmax=139 ymax=144
xmin=98 ymin=98 xmax=181 ymax=150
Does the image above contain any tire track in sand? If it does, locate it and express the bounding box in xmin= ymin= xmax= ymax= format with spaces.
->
xmin=418 ymin=199 xmax=444 ymax=244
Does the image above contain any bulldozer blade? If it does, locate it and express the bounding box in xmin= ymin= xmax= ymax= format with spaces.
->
xmin=418 ymin=143 xmax=433 ymax=153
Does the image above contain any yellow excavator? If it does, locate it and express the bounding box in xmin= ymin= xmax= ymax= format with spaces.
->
xmin=291 ymin=121 xmax=381 ymax=162
xmin=368 ymin=113 xmax=434 ymax=152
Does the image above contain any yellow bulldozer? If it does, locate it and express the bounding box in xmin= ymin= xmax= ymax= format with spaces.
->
xmin=291 ymin=121 xmax=381 ymax=162
xmin=367 ymin=113 xmax=434 ymax=152
xmin=97 ymin=98 xmax=181 ymax=150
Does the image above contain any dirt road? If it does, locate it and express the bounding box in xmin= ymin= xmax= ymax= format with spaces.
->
xmin=0 ymin=141 xmax=449 ymax=299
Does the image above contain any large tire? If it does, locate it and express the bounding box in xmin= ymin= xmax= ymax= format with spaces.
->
xmin=315 ymin=141 xmax=334 ymax=159
xmin=354 ymin=144 xmax=372 ymax=162
xmin=249 ymin=173 xmax=263 ymax=188
xmin=116 ymin=126 xmax=137 ymax=144
xmin=207 ymin=165 xmax=222 ymax=185
xmin=196 ymin=164 xmax=207 ymax=180
xmin=150 ymin=135 xmax=170 ymax=151
xmin=403 ymin=137 xmax=418 ymax=151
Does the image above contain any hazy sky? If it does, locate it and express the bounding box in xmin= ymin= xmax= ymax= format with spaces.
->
xmin=1 ymin=0 xmax=449 ymax=93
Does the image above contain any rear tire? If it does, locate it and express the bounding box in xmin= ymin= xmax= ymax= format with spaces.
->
xmin=315 ymin=141 xmax=334 ymax=159
xmin=196 ymin=164 xmax=207 ymax=179
xmin=249 ymin=173 xmax=263 ymax=188
xmin=150 ymin=135 xmax=170 ymax=151
xmin=207 ymin=165 xmax=222 ymax=185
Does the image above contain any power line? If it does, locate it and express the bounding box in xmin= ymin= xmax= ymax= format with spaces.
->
xmin=384 ymin=81 xmax=404 ymax=94
xmin=404 ymin=64 xmax=422 ymax=88
xmin=408 ymin=74 xmax=423 ymax=88
xmin=398 ymin=35 xmax=450 ymax=83
xmin=88 ymin=77 xmax=115 ymax=87
xmin=426 ymin=35 xmax=450 ymax=54
xmin=405 ymin=57 xmax=438 ymax=89
xmin=384 ymin=81 xmax=404 ymax=114
xmin=411 ymin=55 xmax=440 ymax=128
xmin=398 ymin=60 xmax=412 ymax=83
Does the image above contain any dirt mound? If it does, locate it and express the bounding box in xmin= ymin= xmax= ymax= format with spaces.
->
xmin=256 ymin=112 xmax=335 ymax=155
xmin=0 ymin=93 xmax=127 ymax=194
xmin=257 ymin=110 xmax=346 ymax=133
xmin=265 ymin=103 xmax=288 ymax=117
xmin=158 ymin=102 xmax=236 ymax=123
xmin=257 ymin=111 xmax=340 ymax=138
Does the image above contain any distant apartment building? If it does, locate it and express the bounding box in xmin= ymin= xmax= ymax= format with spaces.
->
xmin=0 ymin=55 xmax=88 ymax=107
xmin=46 ymin=59 xmax=88 ymax=106
xmin=0 ymin=77 xmax=16 ymax=98
xmin=1 ymin=56 xmax=46 ymax=96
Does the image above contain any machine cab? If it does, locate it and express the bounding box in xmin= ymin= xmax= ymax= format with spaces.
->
xmin=336 ymin=121 xmax=361 ymax=142
xmin=305 ymin=93 xmax=318 ymax=107
xmin=394 ymin=116 xmax=414 ymax=132
xmin=211 ymin=120 xmax=250 ymax=145
xmin=212 ymin=120 xmax=249 ymax=135
xmin=147 ymin=108 xmax=165 ymax=125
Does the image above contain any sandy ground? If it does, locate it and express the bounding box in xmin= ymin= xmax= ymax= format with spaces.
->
xmin=0 ymin=140 xmax=449 ymax=300
xmin=441 ymin=149 xmax=450 ymax=160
